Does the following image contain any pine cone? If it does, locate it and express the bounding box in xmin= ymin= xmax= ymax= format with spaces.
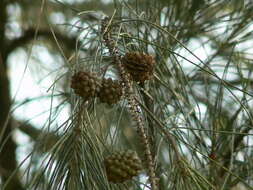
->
xmin=122 ymin=52 xmax=155 ymax=83
xmin=70 ymin=71 xmax=100 ymax=100
xmin=104 ymin=150 xmax=142 ymax=183
xmin=99 ymin=78 xmax=122 ymax=105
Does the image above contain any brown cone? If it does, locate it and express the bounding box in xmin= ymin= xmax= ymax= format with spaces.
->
xmin=99 ymin=78 xmax=122 ymax=105
xmin=71 ymin=71 xmax=100 ymax=100
xmin=104 ymin=150 xmax=142 ymax=183
xmin=122 ymin=52 xmax=155 ymax=82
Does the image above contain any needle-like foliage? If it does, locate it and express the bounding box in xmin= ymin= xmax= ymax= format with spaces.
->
xmin=2 ymin=0 xmax=253 ymax=190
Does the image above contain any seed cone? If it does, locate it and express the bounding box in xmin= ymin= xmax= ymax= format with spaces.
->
xmin=71 ymin=71 xmax=100 ymax=100
xmin=99 ymin=78 xmax=122 ymax=105
xmin=104 ymin=150 xmax=142 ymax=183
xmin=122 ymin=52 xmax=156 ymax=83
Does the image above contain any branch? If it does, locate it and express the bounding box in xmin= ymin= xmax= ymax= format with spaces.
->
xmin=190 ymin=74 xmax=253 ymax=88
xmin=219 ymin=126 xmax=252 ymax=178
xmin=14 ymin=119 xmax=59 ymax=154
xmin=5 ymin=28 xmax=78 ymax=56
xmin=0 ymin=55 xmax=25 ymax=190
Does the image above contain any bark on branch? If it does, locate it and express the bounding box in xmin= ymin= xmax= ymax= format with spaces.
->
xmin=5 ymin=28 xmax=78 ymax=57
xmin=15 ymin=119 xmax=59 ymax=153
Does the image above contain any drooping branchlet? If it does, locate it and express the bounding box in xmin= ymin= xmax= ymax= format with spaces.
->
xmin=101 ymin=17 xmax=158 ymax=190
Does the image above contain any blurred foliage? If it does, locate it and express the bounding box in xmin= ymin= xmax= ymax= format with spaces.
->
xmin=1 ymin=0 xmax=253 ymax=190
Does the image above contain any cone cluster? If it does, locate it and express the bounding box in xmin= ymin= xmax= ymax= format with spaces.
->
xmin=71 ymin=71 xmax=100 ymax=100
xmin=71 ymin=71 xmax=122 ymax=105
xmin=99 ymin=78 xmax=122 ymax=105
xmin=104 ymin=150 xmax=142 ymax=183
xmin=122 ymin=52 xmax=156 ymax=83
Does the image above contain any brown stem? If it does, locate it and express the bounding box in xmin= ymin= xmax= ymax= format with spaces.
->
xmin=0 ymin=56 xmax=24 ymax=190
xmin=15 ymin=119 xmax=59 ymax=153
xmin=5 ymin=28 xmax=78 ymax=56
xmin=0 ymin=1 xmax=25 ymax=188
xmin=218 ymin=126 xmax=252 ymax=178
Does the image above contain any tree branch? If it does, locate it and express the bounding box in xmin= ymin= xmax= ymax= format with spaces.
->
xmin=190 ymin=74 xmax=253 ymax=88
xmin=219 ymin=126 xmax=252 ymax=178
xmin=0 ymin=53 xmax=25 ymax=190
xmin=14 ymin=119 xmax=59 ymax=154
xmin=5 ymin=28 xmax=78 ymax=56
